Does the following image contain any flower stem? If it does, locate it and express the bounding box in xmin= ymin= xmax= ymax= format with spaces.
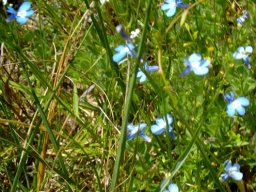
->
xmin=237 ymin=180 xmax=245 ymax=192
xmin=109 ymin=0 xmax=153 ymax=190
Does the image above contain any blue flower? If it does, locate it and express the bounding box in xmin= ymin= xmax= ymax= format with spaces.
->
xmin=136 ymin=69 xmax=147 ymax=83
xmin=161 ymin=0 xmax=188 ymax=17
xmin=151 ymin=113 xmax=175 ymax=139
xmin=237 ymin=10 xmax=249 ymax=25
xmin=225 ymin=92 xmax=250 ymax=117
xmin=6 ymin=2 xmax=34 ymax=24
xmin=144 ymin=62 xmax=159 ymax=72
xmin=180 ymin=53 xmax=210 ymax=77
xmin=233 ymin=46 xmax=253 ymax=69
xmin=136 ymin=63 xmax=159 ymax=83
xmin=163 ymin=183 xmax=179 ymax=192
xmin=224 ymin=91 xmax=235 ymax=103
xmin=127 ymin=123 xmax=151 ymax=142
xmin=112 ymin=43 xmax=136 ymax=63
xmin=221 ymin=160 xmax=243 ymax=182
xmin=115 ymin=24 xmax=132 ymax=42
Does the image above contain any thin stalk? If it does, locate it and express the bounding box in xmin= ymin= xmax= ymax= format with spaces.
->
xmin=109 ymin=0 xmax=153 ymax=191
xmin=11 ymin=124 xmax=37 ymax=192
xmin=237 ymin=180 xmax=245 ymax=192
xmin=83 ymin=0 xmax=126 ymax=94
xmin=11 ymin=58 xmax=71 ymax=191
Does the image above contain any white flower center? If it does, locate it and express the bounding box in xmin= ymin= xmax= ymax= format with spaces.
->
xmin=17 ymin=10 xmax=27 ymax=18
xmin=130 ymin=126 xmax=139 ymax=135
xmin=232 ymin=100 xmax=241 ymax=109
xmin=169 ymin=2 xmax=176 ymax=7
xmin=122 ymin=47 xmax=130 ymax=53
xmin=130 ymin=29 xmax=140 ymax=39
xmin=159 ymin=121 xmax=167 ymax=130
xmin=240 ymin=50 xmax=250 ymax=58
xmin=191 ymin=61 xmax=200 ymax=69
xmin=227 ymin=166 xmax=238 ymax=176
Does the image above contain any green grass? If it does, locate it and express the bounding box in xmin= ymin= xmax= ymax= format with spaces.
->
xmin=0 ymin=0 xmax=256 ymax=191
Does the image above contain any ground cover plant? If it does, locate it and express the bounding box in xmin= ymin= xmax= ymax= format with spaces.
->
xmin=0 ymin=0 xmax=256 ymax=191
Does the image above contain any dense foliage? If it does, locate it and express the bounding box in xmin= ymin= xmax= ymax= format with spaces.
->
xmin=0 ymin=0 xmax=255 ymax=191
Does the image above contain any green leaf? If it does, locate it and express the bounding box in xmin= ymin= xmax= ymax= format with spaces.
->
xmin=180 ymin=9 xmax=189 ymax=27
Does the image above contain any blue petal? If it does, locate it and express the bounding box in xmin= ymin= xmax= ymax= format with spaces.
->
xmin=136 ymin=70 xmax=143 ymax=76
xmin=126 ymin=43 xmax=135 ymax=50
xmin=225 ymin=92 xmax=234 ymax=103
xmin=237 ymin=11 xmax=248 ymax=24
xmin=116 ymin=25 xmax=131 ymax=41
xmin=146 ymin=65 xmax=159 ymax=72
xmin=167 ymin=183 xmax=179 ymax=192
xmin=161 ymin=4 xmax=172 ymax=11
xmin=233 ymin=52 xmax=243 ymax=60
xmin=144 ymin=63 xmax=159 ymax=72
xmin=126 ymin=133 xmax=136 ymax=141
xmin=6 ymin=15 xmax=16 ymax=22
xmin=113 ymin=52 xmax=127 ymax=63
xmin=138 ymin=132 xmax=151 ymax=142
xmin=166 ymin=7 xmax=176 ymax=17
xmin=124 ymin=43 xmax=137 ymax=57
xmin=151 ymin=125 xmax=165 ymax=135
xmin=25 ymin=10 xmax=34 ymax=17
xmin=233 ymin=163 xmax=241 ymax=171
xmin=177 ymin=3 xmax=188 ymax=8
xmin=18 ymin=2 xmax=32 ymax=12
xmin=6 ymin=6 xmax=16 ymax=14
xmin=224 ymin=160 xmax=232 ymax=168
xmin=169 ymin=130 xmax=176 ymax=140
xmin=127 ymin=123 xmax=137 ymax=141
xmin=192 ymin=67 xmax=209 ymax=75
xmin=128 ymin=127 xmax=139 ymax=136
xmin=235 ymin=106 xmax=246 ymax=116
xmin=243 ymin=58 xmax=251 ymax=69
xmin=226 ymin=104 xmax=236 ymax=117
xmin=224 ymin=160 xmax=232 ymax=171
xmin=237 ymin=46 xmax=245 ymax=53
xmin=237 ymin=17 xmax=245 ymax=24
xmin=155 ymin=118 xmax=165 ymax=126
xmin=200 ymin=59 xmax=210 ymax=67
xmin=230 ymin=172 xmax=243 ymax=181
xmin=137 ymin=123 xmax=147 ymax=131
xmin=183 ymin=59 xmax=190 ymax=67
xmin=177 ymin=0 xmax=188 ymax=8
xmin=127 ymin=123 xmax=135 ymax=131
xmin=229 ymin=92 xmax=235 ymax=98
xmin=236 ymin=97 xmax=249 ymax=106
xmin=221 ymin=173 xmax=229 ymax=182
xmin=114 ymin=45 xmax=125 ymax=52
xmin=166 ymin=114 xmax=173 ymax=125
xmin=16 ymin=17 xmax=28 ymax=24
xmin=245 ymin=46 xmax=253 ymax=53
xmin=180 ymin=66 xmax=191 ymax=77
xmin=165 ymin=0 xmax=175 ymax=3
xmin=188 ymin=53 xmax=201 ymax=63
xmin=137 ymin=71 xmax=146 ymax=83
xmin=130 ymin=51 xmax=137 ymax=58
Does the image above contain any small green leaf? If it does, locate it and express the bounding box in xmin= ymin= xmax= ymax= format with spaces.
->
xmin=180 ymin=9 xmax=188 ymax=27
xmin=73 ymin=84 xmax=79 ymax=118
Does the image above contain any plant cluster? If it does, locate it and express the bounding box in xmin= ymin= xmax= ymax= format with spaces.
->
xmin=0 ymin=0 xmax=256 ymax=191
